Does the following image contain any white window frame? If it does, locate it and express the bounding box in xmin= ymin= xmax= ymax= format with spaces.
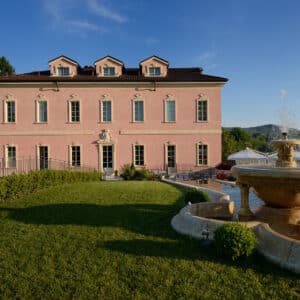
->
xmin=196 ymin=94 xmax=209 ymax=122
xmin=149 ymin=66 xmax=161 ymax=76
xmin=36 ymin=144 xmax=50 ymax=170
xmin=165 ymin=143 xmax=176 ymax=168
xmin=36 ymin=97 xmax=48 ymax=123
xmin=3 ymin=95 xmax=16 ymax=123
xmin=57 ymin=67 xmax=70 ymax=76
xmin=132 ymin=95 xmax=144 ymax=122
xmin=69 ymin=145 xmax=81 ymax=167
xmin=68 ymin=95 xmax=81 ymax=123
xmin=133 ymin=144 xmax=145 ymax=167
xmin=197 ymin=143 xmax=209 ymax=166
xmin=103 ymin=67 xmax=115 ymax=77
xmin=164 ymin=95 xmax=176 ymax=122
xmin=100 ymin=95 xmax=112 ymax=123
xmin=5 ymin=145 xmax=17 ymax=168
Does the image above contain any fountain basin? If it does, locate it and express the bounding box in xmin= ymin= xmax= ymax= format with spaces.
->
xmin=231 ymin=165 xmax=300 ymax=208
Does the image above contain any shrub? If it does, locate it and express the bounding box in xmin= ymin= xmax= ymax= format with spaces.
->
xmin=214 ymin=223 xmax=257 ymax=261
xmin=184 ymin=189 xmax=210 ymax=204
xmin=120 ymin=164 xmax=136 ymax=180
xmin=0 ymin=170 xmax=100 ymax=202
xmin=216 ymin=171 xmax=227 ymax=180
xmin=120 ymin=164 xmax=160 ymax=181
xmin=215 ymin=161 xmax=234 ymax=170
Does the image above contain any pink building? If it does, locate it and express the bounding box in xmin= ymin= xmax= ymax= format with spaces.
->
xmin=0 ymin=55 xmax=227 ymax=175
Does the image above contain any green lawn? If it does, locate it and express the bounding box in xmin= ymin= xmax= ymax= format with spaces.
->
xmin=0 ymin=181 xmax=299 ymax=299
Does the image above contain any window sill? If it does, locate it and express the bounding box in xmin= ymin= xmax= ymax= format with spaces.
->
xmin=34 ymin=122 xmax=48 ymax=124
xmin=195 ymin=120 xmax=209 ymax=123
xmin=2 ymin=122 xmax=16 ymax=124
xmin=99 ymin=121 xmax=112 ymax=124
xmin=66 ymin=122 xmax=81 ymax=124
xmin=131 ymin=121 xmax=144 ymax=123
xmin=163 ymin=121 xmax=176 ymax=123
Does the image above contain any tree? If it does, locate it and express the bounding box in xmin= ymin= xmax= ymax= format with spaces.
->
xmin=222 ymin=129 xmax=239 ymax=161
xmin=0 ymin=56 xmax=15 ymax=76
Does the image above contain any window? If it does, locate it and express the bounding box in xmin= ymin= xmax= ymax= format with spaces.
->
xmin=57 ymin=67 xmax=69 ymax=76
xmin=71 ymin=146 xmax=81 ymax=166
xmin=198 ymin=144 xmax=208 ymax=165
xmin=101 ymin=101 xmax=112 ymax=122
xmin=37 ymin=101 xmax=48 ymax=123
xmin=133 ymin=100 xmax=144 ymax=122
xmin=6 ymin=146 xmax=16 ymax=168
xmin=5 ymin=101 xmax=16 ymax=123
xmin=149 ymin=67 xmax=161 ymax=76
xmin=167 ymin=145 xmax=176 ymax=168
xmin=69 ymin=101 xmax=80 ymax=122
xmin=103 ymin=145 xmax=113 ymax=169
xmin=197 ymin=100 xmax=208 ymax=121
xmin=134 ymin=145 xmax=144 ymax=166
xmin=165 ymin=100 xmax=176 ymax=122
xmin=103 ymin=67 xmax=115 ymax=76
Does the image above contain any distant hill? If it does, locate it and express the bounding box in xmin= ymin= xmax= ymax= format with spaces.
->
xmin=223 ymin=124 xmax=300 ymax=138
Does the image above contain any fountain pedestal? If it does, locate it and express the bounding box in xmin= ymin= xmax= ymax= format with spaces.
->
xmin=237 ymin=183 xmax=254 ymax=221
xmin=232 ymin=135 xmax=300 ymax=240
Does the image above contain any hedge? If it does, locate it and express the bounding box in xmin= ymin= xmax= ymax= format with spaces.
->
xmin=0 ymin=170 xmax=101 ymax=202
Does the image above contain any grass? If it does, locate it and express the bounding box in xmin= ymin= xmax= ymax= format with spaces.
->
xmin=0 ymin=181 xmax=299 ymax=299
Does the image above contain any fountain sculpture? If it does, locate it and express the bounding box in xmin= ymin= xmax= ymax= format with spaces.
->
xmin=171 ymin=113 xmax=300 ymax=273
xmin=231 ymin=132 xmax=300 ymax=239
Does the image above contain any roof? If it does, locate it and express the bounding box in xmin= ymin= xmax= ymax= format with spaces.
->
xmin=139 ymin=55 xmax=169 ymax=66
xmin=228 ymin=147 xmax=267 ymax=160
xmin=0 ymin=67 xmax=228 ymax=83
xmin=94 ymin=55 xmax=124 ymax=66
xmin=48 ymin=55 xmax=79 ymax=66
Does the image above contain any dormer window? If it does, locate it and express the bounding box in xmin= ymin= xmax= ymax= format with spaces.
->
xmin=94 ymin=56 xmax=124 ymax=77
xmin=48 ymin=55 xmax=79 ymax=77
xmin=103 ymin=67 xmax=115 ymax=76
xmin=149 ymin=67 xmax=161 ymax=76
xmin=140 ymin=56 xmax=169 ymax=77
xmin=57 ymin=67 xmax=70 ymax=76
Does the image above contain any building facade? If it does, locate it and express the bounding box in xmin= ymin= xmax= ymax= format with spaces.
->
xmin=0 ymin=55 xmax=227 ymax=175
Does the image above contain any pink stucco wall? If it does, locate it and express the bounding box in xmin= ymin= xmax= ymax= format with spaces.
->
xmin=0 ymin=84 xmax=222 ymax=172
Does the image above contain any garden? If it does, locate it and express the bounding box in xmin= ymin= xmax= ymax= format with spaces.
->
xmin=0 ymin=171 xmax=299 ymax=299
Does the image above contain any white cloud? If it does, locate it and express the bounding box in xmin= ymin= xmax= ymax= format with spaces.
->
xmin=66 ymin=20 xmax=107 ymax=33
xmin=87 ymin=0 xmax=127 ymax=23
xmin=145 ymin=37 xmax=159 ymax=45
xmin=43 ymin=0 xmax=109 ymax=36
xmin=196 ymin=50 xmax=217 ymax=70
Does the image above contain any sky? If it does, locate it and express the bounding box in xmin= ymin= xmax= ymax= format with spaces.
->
xmin=1 ymin=0 xmax=300 ymax=129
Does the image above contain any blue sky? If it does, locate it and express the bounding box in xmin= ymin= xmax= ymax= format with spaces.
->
xmin=1 ymin=0 xmax=300 ymax=128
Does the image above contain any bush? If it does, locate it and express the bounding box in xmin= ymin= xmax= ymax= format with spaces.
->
xmin=215 ymin=161 xmax=234 ymax=170
xmin=216 ymin=171 xmax=227 ymax=180
xmin=214 ymin=223 xmax=257 ymax=261
xmin=0 ymin=170 xmax=100 ymax=202
xmin=120 ymin=164 xmax=160 ymax=181
xmin=120 ymin=164 xmax=136 ymax=180
xmin=184 ymin=189 xmax=210 ymax=204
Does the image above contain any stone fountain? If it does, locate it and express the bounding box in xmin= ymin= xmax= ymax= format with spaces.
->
xmin=231 ymin=132 xmax=300 ymax=239
xmin=170 ymin=132 xmax=300 ymax=273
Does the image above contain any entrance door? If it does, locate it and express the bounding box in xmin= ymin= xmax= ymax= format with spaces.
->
xmin=167 ymin=145 xmax=176 ymax=174
xmin=39 ymin=146 xmax=48 ymax=169
xmin=102 ymin=145 xmax=113 ymax=175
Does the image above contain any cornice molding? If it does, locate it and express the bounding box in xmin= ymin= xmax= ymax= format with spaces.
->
xmin=0 ymin=81 xmax=226 ymax=88
xmin=0 ymin=130 xmax=94 ymax=136
xmin=119 ymin=129 xmax=221 ymax=135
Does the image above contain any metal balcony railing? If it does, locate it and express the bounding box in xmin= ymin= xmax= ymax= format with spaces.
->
xmin=0 ymin=157 xmax=97 ymax=176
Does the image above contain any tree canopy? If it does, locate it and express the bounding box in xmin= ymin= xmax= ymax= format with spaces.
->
xmin=222 ymin=127 xmax=274 ymax=161
xmin=0 ymin=56 xmax=15 ymax=76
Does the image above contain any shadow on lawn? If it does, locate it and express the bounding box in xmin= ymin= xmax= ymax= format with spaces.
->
xmin=0 ymin=202 xmax=182 ymax=239
xmin=1 ymin=201 xmax=298 ymax=278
